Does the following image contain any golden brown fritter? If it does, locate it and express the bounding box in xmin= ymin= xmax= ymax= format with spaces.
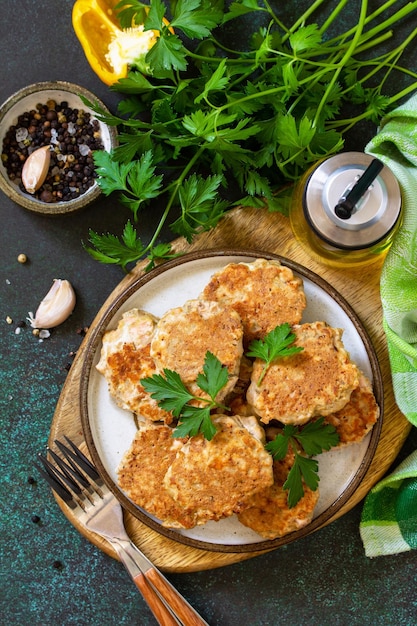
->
xmin=237 ymin=449 xmax=319 ymax=540
xmin=151 ymin=299 xmax=244 ymax=402
xmin=247 ymin=321 xmax=360 ymax=425
xmin=117 ymin=423 xmax=197 ymax=529
xmin=322 ymin=373 xmax=380 ymax=446
xmin=163 ymin=415 xmax=273 ymax=525
xmin=200 ymin=258 xmax=306 ymax=343
xmin=96 ymin=309 xmax=173 ymax=424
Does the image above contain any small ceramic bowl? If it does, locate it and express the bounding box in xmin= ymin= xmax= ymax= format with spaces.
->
xmin=0 ymin=81 xmax=117 ymax=215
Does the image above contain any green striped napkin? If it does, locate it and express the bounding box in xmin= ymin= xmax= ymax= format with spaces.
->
xmin=359 ymin=92 xmax=417 ymax=557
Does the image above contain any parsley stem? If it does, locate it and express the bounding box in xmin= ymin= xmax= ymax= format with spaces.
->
xmin=262 ymin=0 xmax=290 ymax=32
xmin=327 ymin=0 xmax=417 ymax=45
xmin=281 ymin=0 xmax=327 ymax=42
xmin=144 ymin=145 xmax=207 ymax=252
xmin=313 ymin=0 xmax=368 ymax=128
xmin=319 ymin=0 xmax=350 ymax=35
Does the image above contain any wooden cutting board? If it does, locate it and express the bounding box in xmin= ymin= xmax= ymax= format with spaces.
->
xmin=49 ymin=206 xmax=411 ymax=573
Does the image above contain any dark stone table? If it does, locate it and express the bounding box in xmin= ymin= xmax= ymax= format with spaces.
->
xmin=1 ymin=1 xmax=416 ymax=624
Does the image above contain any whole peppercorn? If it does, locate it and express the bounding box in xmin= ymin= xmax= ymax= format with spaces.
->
xmin=1 ymin=100 xmax=104 ymax=203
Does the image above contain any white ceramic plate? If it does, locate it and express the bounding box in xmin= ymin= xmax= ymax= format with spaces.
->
xmin=80 ymin=250 xmax=383 ymax=552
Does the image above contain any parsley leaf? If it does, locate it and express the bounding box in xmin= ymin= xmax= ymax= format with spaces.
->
xmin=94 ymin=150 xmax=163 ymax=220
xmin=141 ymin=351 xmax=230 ymax=440
xmin=147 ymin=34 xmax=188 ymax=73
xmin=266 ymin=417 xmax=339 ymax=507
xmin=143 ymin=243 xmax=182 ymax=271
xmin=196 ymin=350 xmax=230 ymax=399
xmin=170 ymin=173 xmax=228 ymax=241
xmin=173 ymin=405 xmax=216 ymax=440
xmin=85 ymin=221 xmax=145 ymax=271
xmin=289 ymin=24 xmax=322 ymax=54
xmin=194 ymin=58 xmax=230 ymax=104
xmin=169 ymin=0 xmax=224 ymax=40
xmin=140 ymin=369 xmax=194 ymax=416
xmin=296 ymin=417 xmax=340 ymax=456
xmin=246 ymin=323 xmax=304 ymax=385
xmin=284 ymin=456 xmax=319 ymax=507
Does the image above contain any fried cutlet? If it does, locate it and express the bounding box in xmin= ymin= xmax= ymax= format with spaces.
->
xmin=322 ymin=373 xmax=380 ymax=446
xmin=96 ymin=308 xmax=173 ymax=424
xmin=150 ymin=299 xmax=244 ymax=402
xmin=117 ymin=422 xmax=197 ymax=529
xmin=200 ymin=258 xmax=306 ymax=343
xmin=247 ymin=321 xmax=360 ymax=425
xmin=237 ymin=447 xmax=319 ymax=539
xmin=163 ymin=414 xmax=274 ymax=525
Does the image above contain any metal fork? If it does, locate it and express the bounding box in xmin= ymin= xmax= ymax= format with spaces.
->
xmin=35 ymin=437 xmax=209 ymax=626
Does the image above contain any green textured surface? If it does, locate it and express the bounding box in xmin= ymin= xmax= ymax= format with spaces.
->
xmin=1 ymin=1 xmax=417 ymax=625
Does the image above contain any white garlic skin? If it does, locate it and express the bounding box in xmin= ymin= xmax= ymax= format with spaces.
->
xmin=21 ymin=145 xmax=51 ymax=194
xmin=29 ymin=279 xmax=76 ymax=329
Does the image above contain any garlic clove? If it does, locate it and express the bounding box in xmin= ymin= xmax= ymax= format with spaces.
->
xmin=28 ymin=279 xmax=76 ymax=329
xmin=21 ymin=145 xmax=51 ymax=194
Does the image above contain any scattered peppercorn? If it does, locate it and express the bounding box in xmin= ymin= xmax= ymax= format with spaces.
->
xmin=31 ymin=514 xmax=41 ymax=524
xmin=1 ymin=100 xmax=104 ymax=203
xmin=53 ymin=560 xmax=63 ymax=570
xmin=27 ymin=476 xmax=37 ymax=485
xmin=17 ymin=253 xmax=27 ymax=263
xmin=16 ymin=320 xmax=26 ymax=328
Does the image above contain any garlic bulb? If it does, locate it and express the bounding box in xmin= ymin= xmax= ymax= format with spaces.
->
xmin=21 ymin=145 xmax=51 ymax=194
xmin=28 ymin=279 xmax=76 ymax=329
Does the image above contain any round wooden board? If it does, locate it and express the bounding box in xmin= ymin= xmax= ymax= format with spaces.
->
xmin=49 ymin=206 xmax=411 ymax=573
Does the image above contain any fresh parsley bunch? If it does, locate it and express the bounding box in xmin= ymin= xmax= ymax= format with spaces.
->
xmin=84 ymin=0 xmax=417 ymax=270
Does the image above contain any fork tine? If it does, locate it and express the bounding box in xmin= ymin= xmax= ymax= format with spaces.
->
xmin=33 ymin=458 xmax=74 ymax=504
xmin=47 ymin=448 xmax=89 ymax=492
xmin=60 ymin=437 xmax=101 ymax=481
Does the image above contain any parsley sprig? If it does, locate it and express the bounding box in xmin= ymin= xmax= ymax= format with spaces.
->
xmin=141 ymin=351 xmax=229 ymax=440
xmin=82 ymin=0 xmax=417 ymax=270
xmin=246 ymin=323 xmax=304 ymax=385
xmin=266 ymin=418 xmax=340 ymax=507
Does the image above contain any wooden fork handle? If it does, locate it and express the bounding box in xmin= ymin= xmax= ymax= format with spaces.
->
xmin=145 ymin=566 xmax=209 ymax=626
xmin=133 ymin=572 xmax=179 ymax=625
xmin=109 ymin=539 xmax=179 ymax=625
xmin=110 ymin=538 xmax=209 ymax=625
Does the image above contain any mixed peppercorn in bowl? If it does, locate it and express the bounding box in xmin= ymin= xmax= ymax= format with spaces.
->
xmin=0 ymin=81 xmax=117 ymax=215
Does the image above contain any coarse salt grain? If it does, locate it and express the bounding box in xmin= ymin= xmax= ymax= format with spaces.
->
xmin=79 ymin=144 xmax=91 ymax=157
xmin=16 ymin=128 xmax=28 ymax=142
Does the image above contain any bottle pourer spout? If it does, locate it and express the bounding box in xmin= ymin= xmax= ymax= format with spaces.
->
xmin=334 ymin=158 xmax=384 ymax=220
